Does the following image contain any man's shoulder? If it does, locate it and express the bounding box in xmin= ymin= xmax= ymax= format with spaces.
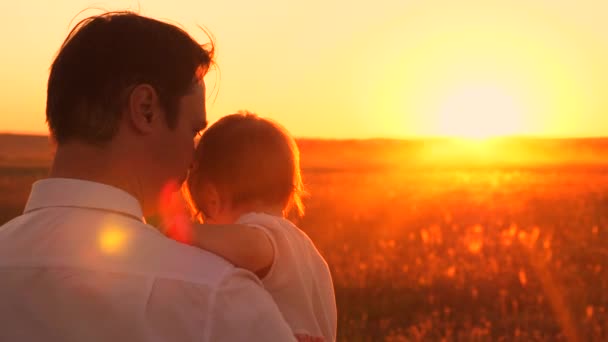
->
xmin=0 ymin=210 xmax=248 ymax=288
xmin=109 ymin=219 xmax=247 ymax=286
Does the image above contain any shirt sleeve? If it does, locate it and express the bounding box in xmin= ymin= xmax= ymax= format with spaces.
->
xmin=207 ymin=268 xmax=296 ymax=342
xmin=235 ymin=214 xmax=282 ymax=282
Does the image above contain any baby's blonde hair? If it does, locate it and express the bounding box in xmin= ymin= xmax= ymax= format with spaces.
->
xmin=185 ymin=112 xmax=306 ymax=221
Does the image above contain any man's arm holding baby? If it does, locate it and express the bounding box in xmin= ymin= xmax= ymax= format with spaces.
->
xmin=191 ymin=224 xmax=274 ymax=277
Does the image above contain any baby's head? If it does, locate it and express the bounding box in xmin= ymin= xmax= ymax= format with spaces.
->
xmin=186 ymin=112 xmax=305 ymax=224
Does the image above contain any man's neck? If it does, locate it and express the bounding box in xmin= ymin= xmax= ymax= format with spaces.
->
xmin=49 ymin=142 xmax=146 ymax=209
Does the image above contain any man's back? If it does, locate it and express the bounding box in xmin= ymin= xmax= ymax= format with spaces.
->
xmin=0 ymin=179 xmax=295 ymax=341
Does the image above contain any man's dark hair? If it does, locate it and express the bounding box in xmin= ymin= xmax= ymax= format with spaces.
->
xmin=46 ymin=11 xmax=214 ymax=144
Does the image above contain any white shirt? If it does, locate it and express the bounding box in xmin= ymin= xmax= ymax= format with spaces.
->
xmin=0 ymin=178 xmax=296 ymax=342
xmin=237 ymin=213 xmax=337 ymax=342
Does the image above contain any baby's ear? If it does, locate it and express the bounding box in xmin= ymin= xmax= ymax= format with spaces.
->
xmin=199 ymin=183 xmax=221 ymax=221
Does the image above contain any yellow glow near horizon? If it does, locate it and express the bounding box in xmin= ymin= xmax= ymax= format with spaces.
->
xmin=356 ymin=0 xmax=608 ymax=139
xmin=1 ymin=0 xmax=608 ymax=138
xmin=432 ymin=84 xmax=525 ymax=139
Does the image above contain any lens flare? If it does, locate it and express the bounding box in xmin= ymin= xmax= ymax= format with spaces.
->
xmin=99 ymin=226 xmax=128 ymax=255
xmin=159 ymin=180 xmax=193 ymax=244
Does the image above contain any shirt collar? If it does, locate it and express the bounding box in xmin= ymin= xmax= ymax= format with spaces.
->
xmin=24 ymin=178 xmax=145 ymax=222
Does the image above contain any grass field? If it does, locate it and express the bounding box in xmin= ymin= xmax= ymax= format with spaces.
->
xmin=2 ymin=134 xmax=608 ymax=341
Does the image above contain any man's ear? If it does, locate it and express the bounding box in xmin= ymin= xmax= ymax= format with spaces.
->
xmin=127 ymin=84 xmax=162 ymax=134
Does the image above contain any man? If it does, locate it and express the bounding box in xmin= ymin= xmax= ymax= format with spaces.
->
xmin=0 ymin=12 xmax=296 ymax=341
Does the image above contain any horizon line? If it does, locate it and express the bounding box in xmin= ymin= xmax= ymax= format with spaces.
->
xmin=2 ymin=131 xmax=608 ymax=141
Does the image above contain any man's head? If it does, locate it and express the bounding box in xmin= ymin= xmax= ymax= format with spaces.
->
xmin=46 ymin=12 xmax=213 ymax=215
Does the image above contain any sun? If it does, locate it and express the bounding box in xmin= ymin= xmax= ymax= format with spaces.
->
xmin=433 ymin=83 xmax=525 ymax=139
xmin=356 ymin=3 xmax=592 ymax=140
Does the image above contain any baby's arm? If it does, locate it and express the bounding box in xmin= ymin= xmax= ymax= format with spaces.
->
xmin=191 ymin=223 xmax=274 ymax=277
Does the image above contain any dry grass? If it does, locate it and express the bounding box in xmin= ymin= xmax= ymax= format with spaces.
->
xmin=2 ymin=136 xmax=608 ymax=341
xmin=296 ymin=166 xmax=608 ymax=341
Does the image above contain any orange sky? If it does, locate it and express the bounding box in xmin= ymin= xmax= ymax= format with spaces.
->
xmin=1 ymin=0 xmax=608 ymax=138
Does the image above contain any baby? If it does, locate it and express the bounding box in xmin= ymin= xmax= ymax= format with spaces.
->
xmin=185 ymin=112 xmax=337 ymax=341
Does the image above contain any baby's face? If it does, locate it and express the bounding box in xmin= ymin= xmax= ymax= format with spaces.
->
xmin=195 ymin=183 xmax=241 ymax=224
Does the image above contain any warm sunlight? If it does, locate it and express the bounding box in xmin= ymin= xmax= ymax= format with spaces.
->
xmin=356 ymin=0 xmax=608 ymax=138
xmin=99 ymin=226 xmax=128 ymax=255
xmin=433 ymin=84 xmax=525 ymax=139
xmin=419 ymin=138 xmax=508 ymax=165
xmin=3 ymin=2 xmax=608 ymax=341
xmin=2 ymin=1 xmax=608 ymax=138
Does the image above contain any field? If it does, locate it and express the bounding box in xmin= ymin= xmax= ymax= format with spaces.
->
xmin=2 ymin=134 xmax=608 ymax=341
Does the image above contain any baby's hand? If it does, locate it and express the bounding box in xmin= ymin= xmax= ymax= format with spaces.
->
xmin=294 ymin=334 xmax=325 ymax=342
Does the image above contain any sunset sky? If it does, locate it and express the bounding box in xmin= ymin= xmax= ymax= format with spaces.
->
xmin=1 ymin=0 xmax=608 ymax=138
